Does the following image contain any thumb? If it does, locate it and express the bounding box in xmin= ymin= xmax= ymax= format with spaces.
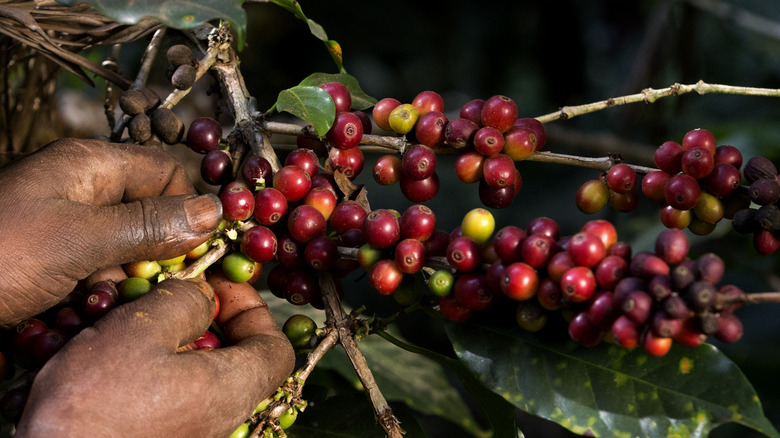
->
xmin=79 ymin=193 xmax=222 ymax=269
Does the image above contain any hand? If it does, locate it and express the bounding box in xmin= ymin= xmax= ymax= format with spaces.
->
xmin=0 ymin=138 xmax=223 ymax=326
xmin=15 ymin=272 xmax=296 ymax=437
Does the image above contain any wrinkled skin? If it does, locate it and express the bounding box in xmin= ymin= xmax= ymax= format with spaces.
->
xmin=0 ymin=139 xmax=295 ymax=437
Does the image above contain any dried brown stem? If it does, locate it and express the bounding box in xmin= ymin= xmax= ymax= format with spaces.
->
xmin=719 ymin=291 xmax=780 ymax=306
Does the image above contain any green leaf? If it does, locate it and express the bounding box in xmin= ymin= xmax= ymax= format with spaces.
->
xmin=374 ymin=329 xmax=520 ymax=438
xmin=445 ymin=321 xmax=780 ymax=438
xmin=315 ymin=334 xmax=488 ymax=436
xmin=275 ymin=86 xmax=335 ymax=136
xmin=56 ymin=0 xmax=247 ymax=48
xmin=299 ymin=72 xmax=378 ymax=110
xmin=267 ymin=0 xmax=343 ymax=71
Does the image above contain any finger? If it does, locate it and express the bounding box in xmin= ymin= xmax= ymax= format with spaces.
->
xmin=3 ymin=138 xmax=197 ymax=205
xmin=91 ymin=278 xmax=216 ymax=351
xmin=42 ymin=193 xmax=222 ymax=276
xmin=207 ymin=271 xmax=288 ymax=343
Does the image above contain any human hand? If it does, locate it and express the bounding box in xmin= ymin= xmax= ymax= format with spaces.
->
xmin=15 ymin=272 xmax=296 ymax=437
xmin=0 ymin=138 xmax=222 ymax=326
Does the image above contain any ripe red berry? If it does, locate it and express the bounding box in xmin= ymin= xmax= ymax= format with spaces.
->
xmin=220 ymin=185 xmax=255 ymax=222
xmin=482 ymin=153 xmax=516 ymax=188
xmin=373 ymin=98 xmax=401 ymax=131
xmin=29 ymin=329 xmax=68 ymax=366
xmin=400 ymin=204 xmax=437 ymax=241
xmin=400 ymin=172 xmax=440 ymax=203
xmin=654 ymin=141 xmax=684 ymax=175
xmin=285 ymin=148 xmax=320 ymax=176
xmin=460 ymin=99 xmax=485 ymax=125
xmin=414 ymin=111 xmax=449 ymax=147
xmin=702 ymin=163 xmax=741 ymax=197
xmin=520 ymin=233 xmax=556 ymax=269
xmin=454 ymin=151 xmax=485 ymax=183
xmin=681 ymin=146 xmax=715 ymax=179
xmin=328 ymin=146 xmax=364 ymax=179
xmin=412 ymin=90 xmax=444 ymax=115
xmin=200 ymin=150 xmax=232 ymax=185
xmin=187 ymin=117 xmax=222 ymax=154
xmin=394 ymin=238 xmax=427 ymax=274
xmin=586 ymin=291 xmax=619 ymax=330
xmin=330 ymin=200 xmax=368 ymax=234
xmin=273 ymin=165 xmax=312 ymax=202
xmin=714 ymin=145 xmax=743 ymax=168
xmin=369 ymin=259 xmax=404 ymax=295
xmin=81 ymin=290 xmax=117 ymax=322
xmin=501 ymin=262 xmax=539 ymax=301
xmin=611 ymin=315 xmax=641 ymax=348
xmin=606 ymin=163 xmax=637 ymax=194
xmin=439 ymin=294 xmax=473 ymax=322
xmin=473 ymin=126 xmax=505 ymax=156
xmin=513 ymin=118 xmax=546 ymax=150
xmin=241 ymin=225 xmax=278 ymax=262
xmin=478 ymin=179 xmax=515 ymax=209
xmin=654 ymin=228 xmax=689 ymax=265
xmin=643 ymin=331 xmax=673 ymax=357
xmin=567 ymin=232 xmax=606 ymax=268
xmin=568 ymin=312 xmax=604 ymax=347
xmin=402 ymin=144 xmax=437 ymax=180
xmin=502 ymin=127 xmax=536 ymax=161
xmin=288 ymin=205 xmax=327 ymax=243
xmin=446 ymin=236 xmax=483 ymax=272
xmin=241 ymin=155 xmax=273 ymax=189
xmin=304 ymin=235 xmax=339 ymax=271
xmin=302 ymin=187 xmax=337 ymax=221
xmin=320 ymin=82 xmax=352 ymax=113
xmin=682 ymin=128 xmax=716 ymax=156
xmin=327 ymin=111 xmax=363 ymax=149
xmin=362 ymin=209 xmax=401 ymax=249
xmin=454 ymin=272 xmax=494 ymax=311
xmin=492 ymin=225 xmax=526 ymax=263
xmin=481 ymin=95 xmax=518 ymax=133
xmin=664 ymin=173 xmax=701 ymax=210
xmin=641 ymin=170 xmax=671 ymax=202
xmin=581 ymin=219 xmax=618 ymax=251
xmin=373 ymin=154 xmax=403 ymax=185
xmin=254 ymin=187 xmax=288 ymax=225
xmin=560 ymin=266 xmax=597 ymax=303
xmin=445 ymin=118 xmax=479 ymax=149
xmin=594 ymin=255 xmax=629 ymax=290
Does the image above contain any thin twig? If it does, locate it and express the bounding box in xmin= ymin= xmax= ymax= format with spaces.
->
xmin=686 ymin=0 xmax=780 ymax=41
xmin=318 ymin=272 xmax=405 ymax=438
xmin=536 ymin=80 xmax=780 ymax=123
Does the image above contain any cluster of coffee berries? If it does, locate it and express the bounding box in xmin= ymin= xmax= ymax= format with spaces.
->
xmin=729 ymin=156 xmax=780 ymax=254
xmin=370 ymin=91 xmax=546 ymax=208
xmin=319 ymin=82 xmax=371 ymax=180
xmin=576 ymin=161 xmax=641 ymax=214
xmin=414 ymin=211 xmax=744 ymax=357
xmin=165 ymin=44 xmax=199 ymax=90
xmin=0 ymin=257 xmax=221 ymax=425
xmin=355 ymin=204 xmax=444 ymax=300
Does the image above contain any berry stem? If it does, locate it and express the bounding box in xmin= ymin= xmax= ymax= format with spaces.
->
xmin=318 ymin=272 xmax=405 ymax=438
xmin=170 ymin=238 xmax=227 ymax=280
xmin=719 ymin=291 xmax=780 ymax=306
xmin=536 ymin=80 xmax=780 ymax=123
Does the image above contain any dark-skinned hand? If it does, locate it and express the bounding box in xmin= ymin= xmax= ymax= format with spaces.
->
xmin=0 ymin=139 xmax=295 ymax=437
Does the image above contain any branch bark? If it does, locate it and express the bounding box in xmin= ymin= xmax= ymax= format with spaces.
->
xmin=318 ymin=272 xmax=405 ymax=438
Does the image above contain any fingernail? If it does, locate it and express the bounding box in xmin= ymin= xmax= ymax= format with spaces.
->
xmin=183 ymin=193 xmax=222 ymax=233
